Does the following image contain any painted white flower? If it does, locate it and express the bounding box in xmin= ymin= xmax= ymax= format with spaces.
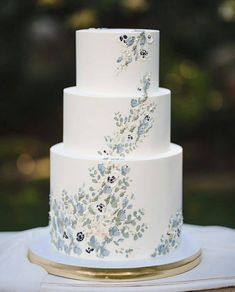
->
xmin=139 ymin=49 xmax=148 ymax=59
xmin=146 ymin=33 xmax=153 ymax=44
xmin=92 ymin=220 xmax=109 ymax=239
xmin=108 ymin=167 xmax=121 ymax=184
xmin=65 ymin=201 xmax=76 ymax=215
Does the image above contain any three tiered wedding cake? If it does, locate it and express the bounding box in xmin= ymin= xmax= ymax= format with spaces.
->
xmin=49 ymin=29 xmax=183 ymax=262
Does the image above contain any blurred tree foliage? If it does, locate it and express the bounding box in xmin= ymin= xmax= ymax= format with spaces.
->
xmin=0 ymin=0 xmax=234 ymax=230
xmin=0 ymin=0 xmax=234 ymax=167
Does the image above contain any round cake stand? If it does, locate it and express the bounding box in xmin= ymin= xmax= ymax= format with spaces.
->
xmin=28 ymin=225 xmax=202 ymax=281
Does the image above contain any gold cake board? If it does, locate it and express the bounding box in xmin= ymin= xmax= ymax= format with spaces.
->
xmin=28 ymin=249 xmax=202 ymax=281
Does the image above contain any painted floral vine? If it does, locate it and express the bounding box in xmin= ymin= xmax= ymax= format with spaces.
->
xmin=151 ymin=210 xmax=183 ymax=257
xmin=116 ymin=31 xmax=154 ymax=72
xmin=50 ymin=73 xmax=157 ymax=258
xmin=99 ymin=73 xmax=157 ymax=158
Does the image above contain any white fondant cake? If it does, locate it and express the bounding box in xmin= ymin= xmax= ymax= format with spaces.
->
xmin=49 ymin=29 xmax=183 ymax=261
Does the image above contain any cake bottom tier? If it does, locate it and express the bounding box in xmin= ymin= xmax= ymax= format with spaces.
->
xmin=50 ymin=143 xmax=183 ymax=261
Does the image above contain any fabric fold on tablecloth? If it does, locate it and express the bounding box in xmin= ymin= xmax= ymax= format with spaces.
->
xmin=0 ymin=227 xmax=48 ymax=292
xmin=0 ymin=224 xmax=235 ymax=292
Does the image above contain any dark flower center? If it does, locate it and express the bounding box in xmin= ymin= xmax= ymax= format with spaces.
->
xmin=140 ymin=49 xmax=148 ymax=57
xmin=96 ymin=203 xmax=105 ymax=212
xmin=145 ymin=115 xmax=150 ymax=121
xmin=86 ymin=247 xmax=94 ymax=254
xmin=76 ymin=232 xmax=85 ymax=242
xmin=107 ymin=175 xmax=116 ymax=183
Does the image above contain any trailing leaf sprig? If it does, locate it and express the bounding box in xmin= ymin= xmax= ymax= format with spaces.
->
xmin=100 ymin=73 xmax=157 ymax=158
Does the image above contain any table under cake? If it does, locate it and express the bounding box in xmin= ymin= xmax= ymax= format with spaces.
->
xmin=0 ymin=224 xmax=235 ymax=292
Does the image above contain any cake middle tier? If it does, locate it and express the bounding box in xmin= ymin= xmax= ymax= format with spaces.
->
xmin=63 ymin=87 xmax=171 ymax=157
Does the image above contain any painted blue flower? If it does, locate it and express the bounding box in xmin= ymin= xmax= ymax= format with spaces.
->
xmin=126 ymin=36 xmax=135 ymax=46
xmin=143 ymin=119 xmax=149 ymax=127
xmin=97 ymin=163 xmax=105 ymax=175
xmin=158 ymin=244 xmax=166 ymax=255
xmin=66 ymin=228 xmax=73 ymax=238
xmin=140 ymin=33 xmax=146 ymax=46
xmin=73 ymin=245 xmax=82 ymax=255
xmin=109 ymin=226 xmax=120 ymax=237
xmin=76 ymin=202 xmax=85 ymax=215
xmin=103 ymin=185 xmax=112 ymax=193
xmin=89 ymin=235 xmax=100 ymax=249
xmin=116 ymin=143 xmax=124 ymax=153
xmin=57 ymin=218 xmax=64 ymax=233
xmin=52 ymin=201 xmax=57 ymax=213
xmin=117 ymin=209 xmax=126 ymax=221
xmin=122 ymin=197 xmax=129 ymax=208
xmin=57 ymin=238 xmax=64 ymax=249
xmin=137 ymin=124 xmax=146 ymax=135
xmin=177 ymin=228 xmax=181 ymax=237
xmin=62 ymin=189 xmax=67 ymax=196
xmin=131 ymin=99 xmax=139 ymax=107
xmin=121 ymin=165 xmax=129 ymax=175
xmin=143 ymin=76 xmax=151 ymax=91
xmin=116 ymin=56 xmax=123 ymax=63
xmin=100 ymin=246 xmax=110 ymax=257
xmin=172 ymin=219 xmax=178 ymax=228
xmin=52 ymin=218 xmax=57 ymax=231
xmin=90 ymin=236 xmax=96 ymax=245
xmin=64 ymin=217 xmax=71 ymax=225
xmin=64 ymin=244 xmax=69 ymax=253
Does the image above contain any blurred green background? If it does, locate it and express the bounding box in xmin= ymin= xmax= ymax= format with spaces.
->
xmin=0 ymin=0 xmax=235 ymax=231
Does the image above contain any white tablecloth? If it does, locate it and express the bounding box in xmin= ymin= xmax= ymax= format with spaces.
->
xmin=0 ymin=225 xmax=235 ymax=292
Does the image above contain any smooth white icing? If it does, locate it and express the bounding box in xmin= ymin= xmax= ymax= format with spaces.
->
xmin=50 ymin=143 xmax=182 ymax=261
xmin=76 ymin=29 xmax=159 ymax=96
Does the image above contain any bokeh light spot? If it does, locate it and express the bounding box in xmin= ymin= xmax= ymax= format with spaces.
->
xmin=165 ymin=73 xmax=183 ymax=93
xmin=179 ymin=61 xmax=197 ymax=79
xmin=218 ymin=0 xmax=235 ymax=21
xmin=16 ymin=154 xmax=36 ymax=176
xmin=121 ymin=0 xmax=149 ymax=12
xmin=67 ymin=9 xmax=98 ymax=29
xmin=207 ymin=91 xmax=224 ymax=111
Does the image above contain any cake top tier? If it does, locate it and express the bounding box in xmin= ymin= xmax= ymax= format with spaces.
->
xmin=76 ymin=28 xmax=159 ymax=96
